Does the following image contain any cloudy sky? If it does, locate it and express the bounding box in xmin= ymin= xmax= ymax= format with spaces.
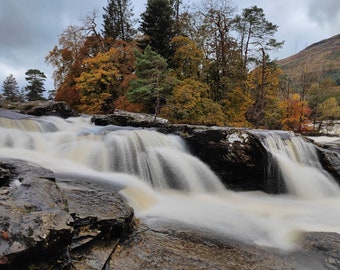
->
xmin=0 ymin=0 xmax=339 ymax=91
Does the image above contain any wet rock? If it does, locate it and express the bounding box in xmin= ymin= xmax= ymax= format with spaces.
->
xmin=55 ymin=179 xmax=134 ymax=269
xmin=300 ymin=232 xmax=340 ymax=270
xmin=315 ymin=144 xmax=340 ymax=183
xmin=0 ymin=159 xmax=73 ymax=268
xmin=108 ymin=221 xmax=321 ymax=270
xmin=0 ymin=160 xmax=135 ymax=269
xmin=92 ymin=109 xmax=168 ymax=128
xmin=165 ymin=125 xmax=269 ymax=192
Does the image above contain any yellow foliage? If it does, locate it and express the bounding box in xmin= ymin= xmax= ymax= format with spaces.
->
xmin=162 ymin=79 xmax=225 ymax=125
xmin=221 ymin=86 xmax=253 ymax=127
xmin=171 ymin=36 xmax=204 ymax=80
xmin=75 ymin=43 xmax=136 ymax=114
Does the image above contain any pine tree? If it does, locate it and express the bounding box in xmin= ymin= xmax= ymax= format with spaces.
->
xmin=234 ymin=6 xmax=284 ymax=71
xmin=25 ymin=69 xmax=46 ymax=101
xmin=2 ymin=74 xmax=20 ymax=101
xmin=128 ymin=46 xmax=172 ymax=116
xmin=102 ymin=0 xmax=136 ymax=41
xmin=140 ymin=0 xmax=175 ymax=60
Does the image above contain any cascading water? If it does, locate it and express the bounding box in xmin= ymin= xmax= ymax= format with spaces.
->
xmin=252 ymin=130 xmax=340 ymax=199
xmin=0 ymin=112 xmax=340 ymax=250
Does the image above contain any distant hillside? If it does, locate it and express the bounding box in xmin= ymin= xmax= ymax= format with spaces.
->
xmin=278 ymin=34 xmax=340 ymax=85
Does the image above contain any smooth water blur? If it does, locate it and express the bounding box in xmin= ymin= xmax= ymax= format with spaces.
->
xmin=252 ymin=130 xmax=340 ymax=199
xmin=0 ymin=115 xmax=340 ymax=250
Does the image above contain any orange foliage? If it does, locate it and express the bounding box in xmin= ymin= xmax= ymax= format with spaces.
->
xmin=114 ymin=95 xmax=144 ymax=112
xmin=280 ymin=93 xmax=311 ymax=132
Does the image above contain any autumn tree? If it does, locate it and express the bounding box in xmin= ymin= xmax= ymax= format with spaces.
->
xmin=221 ymin=86 xmax=253 ymax=127
xmin=102 ymin=0 xmax=136 ymax=41
xmin=279 ymin=93 xmax=311 ymax=132
xmin=315 ymin=97 xmax=340 ymax=134
xmin=128 ymin=46 xmax=173 ymax=116
xmin=247 ymin=63 xmax=283 ymax=129
xmin=162 ymin=78 xmax=225 ymax=125
xmin=24 ymin=69 xmax=46 ymax=101
xmin=76 ymin=41 xmax=136 ymax=114
xmin=45 ymin=25 xmax=87 ymax=107
xmin=192 ymin=0 xmax=244 ymax=101
xmin=139 ymin=0 xmax=175 ymax=60
xmin=2 ymin=74 xmax=20 ymax=102
xmin=171 ymin=36 xmax=204 ymax=80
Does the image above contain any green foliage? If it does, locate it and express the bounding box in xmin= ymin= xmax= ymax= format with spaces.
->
xmin=25 ymin=69 xmax=46 ymax=101
xmin=128 ymin=46 xmax=173 ymax=115
xmin=140 ymin=0 xmax=175 ymax=60
xmin=102 ymin=0 xmax=136 ymax=41
xmin=234 ymin=5 xmax=284 ymax=71
xmin=2 ymin=74 xmax=21 ymax=102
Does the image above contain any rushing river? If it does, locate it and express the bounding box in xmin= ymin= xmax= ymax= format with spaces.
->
xmin=0 ymin=112 xmax=339 ymax=250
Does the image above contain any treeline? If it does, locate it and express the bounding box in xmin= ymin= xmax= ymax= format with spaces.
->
xmin=44 ymin=0 xmax=339 ymax=132
xmin=1 ymin=69 xmax=50 ymax=102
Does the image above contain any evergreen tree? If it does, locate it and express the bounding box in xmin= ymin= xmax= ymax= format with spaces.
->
xmin=25 ymin=69 xmax=46 ymax=101
xmin=234 ymin=6 xmax=284 ymax=71
xmin=140 ymin=0 xmax=175 ymax=60
xmin=128 ymin=46 xmax=172 ymax=116
xmin=2 ymin=74 xmax=20 ymax=101
xmin=102 ymin=0 xmax=136 ymax=41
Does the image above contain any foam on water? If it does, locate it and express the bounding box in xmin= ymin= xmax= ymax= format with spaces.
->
xmin=0 ymin=115 xmax=340 ymax=250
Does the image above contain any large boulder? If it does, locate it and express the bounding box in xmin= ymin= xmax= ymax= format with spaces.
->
xmin=24 ymin=101 xmax=79 ymax=118
xmin=312 ymin=139 xmax=340 ymax=182
xmin=0 ymin=160 xmax=73 ymax=268
xmin=164 ymin=125 xmax=270 ymax=192
xmin=0 ymin=160 xmax=134 ymax=269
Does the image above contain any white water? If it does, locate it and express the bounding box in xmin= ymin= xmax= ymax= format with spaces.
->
xmin=1 ymin=115 xmax=340 ymax=250
xmin=255 ymin=131 xmax=340 ymax=199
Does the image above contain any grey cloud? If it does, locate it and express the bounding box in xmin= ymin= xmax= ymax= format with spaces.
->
xmin=308 ymin=0 xmax=340 ymax=31
xmin=0 ymin=0 xmax=106 ymax=89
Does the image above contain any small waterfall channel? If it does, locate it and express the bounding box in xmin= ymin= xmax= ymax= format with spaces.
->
xmin=252 ymin=130 xmax=340 ymax=199
xmin=0 ymin=112 xmax=340 ymax=250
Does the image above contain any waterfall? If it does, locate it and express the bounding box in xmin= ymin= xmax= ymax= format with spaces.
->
xmin=252 ymin=130 xmax=340 ymax=199
xmin=1 ymin=112 xmax=340 ymax=250
xmin=0 ymin=114 xmax=224 ymax=193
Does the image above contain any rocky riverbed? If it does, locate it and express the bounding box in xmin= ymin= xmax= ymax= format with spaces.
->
xmin=0 ymin=102 xmax=340 ymax=269
xmin=1 ymin=159 xmax=340 ymax=269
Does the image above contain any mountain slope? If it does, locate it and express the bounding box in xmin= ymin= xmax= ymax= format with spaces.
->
xmin=278 ymin=34 xmax=340 ymax=85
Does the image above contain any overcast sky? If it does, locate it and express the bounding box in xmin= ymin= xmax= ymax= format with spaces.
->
xmin=0 ymin=0 xmax=339 ymax=91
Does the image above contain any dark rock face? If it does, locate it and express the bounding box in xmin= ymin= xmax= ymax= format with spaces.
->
xmin=24 ymin=101 xmax=79 ymax=118
xmin=0 ymin=160 xmax=134 ymax=269
xmin=164 ymin=125 xmax=270 ymax=192
xmin=314 ymin=142 xmax=340 ymax=183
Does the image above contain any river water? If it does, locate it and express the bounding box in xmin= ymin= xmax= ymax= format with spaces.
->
xmin=0 ymin=113 xmax=339 ymax=250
